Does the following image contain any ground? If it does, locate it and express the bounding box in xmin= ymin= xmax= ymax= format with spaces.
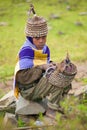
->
xmin=0 ymin=62 xmax=87 ymax=129
xmin=0 ymin=62 xmax=87 ymax=95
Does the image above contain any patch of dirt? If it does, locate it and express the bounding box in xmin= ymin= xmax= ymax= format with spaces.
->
xmin=0 ymin=62 xmax=87 ymax=95
xmin=69 ymin=61 xmax=87 ymax=94
xmin=0 ymin=77 xmax=13 ymax=94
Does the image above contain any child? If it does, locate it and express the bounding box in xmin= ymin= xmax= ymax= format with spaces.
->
xmin=13 ymin=5 xmax=76 ymax=119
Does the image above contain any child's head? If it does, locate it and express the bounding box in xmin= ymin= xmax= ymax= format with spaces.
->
xmin=25 ymin=5 xmax=48 ymax=49
xmin=25 ymin=15 xmax=47 ymax=49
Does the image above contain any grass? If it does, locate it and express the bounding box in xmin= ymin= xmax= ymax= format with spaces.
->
xmin=0 ymin=0 xmax=87 ymax=79
xmin=0 ymin=89 xmax=5 ymax=98
xmin=81 ymin=77 xmax=87 ymax=85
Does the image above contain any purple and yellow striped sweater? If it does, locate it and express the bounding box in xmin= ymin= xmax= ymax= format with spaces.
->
xmin=13 ymin=39 xmax=50 ymax=98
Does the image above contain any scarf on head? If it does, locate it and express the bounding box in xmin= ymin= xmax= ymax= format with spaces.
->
xmin=26 ymin=36 xmax=33 ymax=44
xmin=13 ymin=38 xmax=50 ymax=98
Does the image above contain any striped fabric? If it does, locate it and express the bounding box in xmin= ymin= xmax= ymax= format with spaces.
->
xmin=13 ymin=39 xmax=50 ymax=98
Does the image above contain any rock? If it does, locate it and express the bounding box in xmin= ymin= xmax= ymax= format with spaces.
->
xmin=66 ymin=5 xmax=71 ymax=11
xmin=26 ymin=0 xmax=32 ymax=3
xmin=58 ymin=0 xmax=62 ymax=3
xmin=79 ymin=12 xmax=87 ymax=16
xmin=4 ymin=112 xmax=17 ymax=126
xmin=0 ymin=22 xmax=8 ymax=26
xmin=43 ymin=116 xmax=57 ymax=125
xmin=74 ymin=85 xmax=87 ymax=96
xmin=74 ymin=21 xmax=83 ymax=26
xmin=0 ymin=90 xmax=16 ymax=113
xmin=58 ymin=31 xmax=65 ymax=35
xmin=15 ymin=95 xmax=45 ymax=115
xmin=34 ymin=120 xmax=44 ymax=126
xmin=49 ymin=14 xmax=61 ymax=19
xmin=0 ymin=90 xmax=15 ymax=106
xmin=0 ymin=91 xmax=46 ymax=115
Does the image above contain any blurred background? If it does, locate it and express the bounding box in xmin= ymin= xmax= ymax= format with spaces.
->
xmin=0 ymin=0 xmax=87 ymax=80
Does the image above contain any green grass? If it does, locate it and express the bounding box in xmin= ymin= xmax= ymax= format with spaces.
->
xmin=81 ymin=77 xmax=87 ymax=85
xmin=0 ymin=0 xmax=87 ymax=79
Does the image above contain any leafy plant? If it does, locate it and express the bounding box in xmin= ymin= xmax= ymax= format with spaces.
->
xmin=17 ymin=117 xmax=26 ymax=127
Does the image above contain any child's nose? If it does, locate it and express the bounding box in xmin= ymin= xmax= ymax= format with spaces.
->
xmin=39 ymin=37 xmax=43 ymax=42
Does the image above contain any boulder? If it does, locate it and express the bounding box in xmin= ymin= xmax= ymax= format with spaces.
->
xmin=15 ymin=95 xmax=45 ymax=115
xmin=0 ymin=90 xmax=16 ymax=113
xmin=0 ymin=91 xmax=46 ymax=115
xmin=74 ymin=85 xmax=87 ymax=97
xmin=4 ymin=112 xmax=17 ymax=126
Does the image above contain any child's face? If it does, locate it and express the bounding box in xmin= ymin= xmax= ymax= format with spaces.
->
xmin=33 ymin=36 xmax=47 ymax=50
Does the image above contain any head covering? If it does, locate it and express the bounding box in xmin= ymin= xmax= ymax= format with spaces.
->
xmin=26 ymin=36 xmax=33 ymax=44
xmin=25 ymin=4 xmax=48 ymax=37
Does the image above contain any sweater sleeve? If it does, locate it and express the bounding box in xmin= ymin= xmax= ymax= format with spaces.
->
xmin=16 ymin=66 xmax=43 ymax=85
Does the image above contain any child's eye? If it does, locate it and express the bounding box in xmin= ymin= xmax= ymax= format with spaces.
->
xmin=34 ymin=37 xmax=40 ymax=40
xmin=34 ymin=36 xmax=46 ymax=40
xmin=42 ymin=36 xmax=46 ymax=39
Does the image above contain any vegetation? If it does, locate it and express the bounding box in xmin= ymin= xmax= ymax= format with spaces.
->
xmin=0 ymin=0 xmax=87 ymax=80
xmin=0 ymin=96 xmax=87 ymax=129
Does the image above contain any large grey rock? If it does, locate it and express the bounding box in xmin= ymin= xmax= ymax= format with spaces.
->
xmin=15 ymin=95 xmax=45 ymax=115
xmin=0 ymin=90 xmax=16 ymax=106
xmin=0 ymin=90 xmax=16 ymax=113
xmin=0 ymin=91 xmax=45 ymax=115
xmin=4 ymin=112 xmax=17 ymax=126
xmin=74 ymin=85 xmax=87 ymax=96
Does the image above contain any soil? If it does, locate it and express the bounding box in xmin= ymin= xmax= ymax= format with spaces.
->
xmin=0 ymin=62 xmax=87 ymax=95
